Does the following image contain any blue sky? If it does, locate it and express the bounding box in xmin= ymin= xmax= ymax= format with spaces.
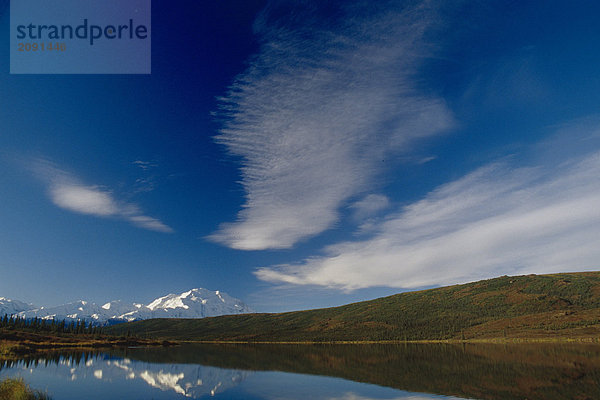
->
xmin=1 ymin=1 xmax=600 ymax=312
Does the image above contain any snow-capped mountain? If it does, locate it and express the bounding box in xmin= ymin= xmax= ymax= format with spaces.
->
xmin=2 ymin=288 xmax=252 ymax=325
xmin=118 ymin=288 xmax=251 ymax=321
xmin=19 ymin=300 xmax=113 ymax=323
xmin=0 ymin=297 xmax=35 ymax=316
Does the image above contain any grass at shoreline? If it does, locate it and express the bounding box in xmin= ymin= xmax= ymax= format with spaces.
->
xmin=3 ymin=333 xmax=599 ymax=361
xmin=0 ymin=377 xmax=51 ymax=400
xmin=0 ymin=329 xmax=176 ymax=360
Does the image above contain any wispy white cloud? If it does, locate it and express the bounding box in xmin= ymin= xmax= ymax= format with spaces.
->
xmin=50 ymin=185 xmax=120 ymax=217
xmin=349 ymin=194 xmax=390 ymax=220
xmin=130 ymin=160 xmax=159 ymax=193
xmin=32 ymin=159 xmax=173 ymax=233
xmin=132 ymin=160 xmax=158 ymax=171
xmin=127 ymin=215 xmax=172 ymax=233
xmin=417 ymin=156 xmax=437 ymax=165
xmin=209 ymin=0 xmax=453 ymax=250
xmin=256 ymin=127 xmax=600 ymax=290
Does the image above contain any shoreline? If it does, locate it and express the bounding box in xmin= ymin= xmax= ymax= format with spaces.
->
xmin=3 ymin=333 xmax=599 ymax=360
xmin=0 ymin=334 xmax=177 ymax=360
xmin=160 ymin=337 xmax=600 ymax=345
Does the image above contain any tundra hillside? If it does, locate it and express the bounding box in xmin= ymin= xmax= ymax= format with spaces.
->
xmin=106 ymin=272 xmax=600 ymax=342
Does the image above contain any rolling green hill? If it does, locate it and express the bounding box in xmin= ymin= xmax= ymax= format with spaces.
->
xmin=107 ymin=272 xmax=600 ymax=342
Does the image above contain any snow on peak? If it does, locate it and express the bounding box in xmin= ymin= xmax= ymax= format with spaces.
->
xmin=0 ymin=297 xmax=36 ymax=315
xmin=147 ymin=294 xmax=189 ymax=311
xmin=2 ymin=287 xmax=252 ymax=326
xmin=124 ymin=288 xmax=253 ymax=322
xmin=139 ymin=371 xmax=186 ymax=396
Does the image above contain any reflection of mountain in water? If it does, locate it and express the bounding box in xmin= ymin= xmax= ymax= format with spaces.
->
xmin=113 ymin=343 xmax=600 ymax=400
xmin=1 ymin=353 xmax=250 ymax=398
xmin=4 ymin=343 xmax=600 ymax=400
xmin=105 ymin=358 xmax=250 ymax=397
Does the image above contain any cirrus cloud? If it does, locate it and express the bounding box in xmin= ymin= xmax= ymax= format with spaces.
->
xmin=50 ymin=185 xmax=120 ymax=217
xmin=256 ymin=129 xmax=600 ymax=290
xmin=209 ymin=0 xmax=454 ymax=250
xmin=32 ymin=159 xmax=173 ymax=233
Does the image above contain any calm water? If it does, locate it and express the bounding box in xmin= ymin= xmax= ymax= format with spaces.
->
xmin=2 ymin=343 xmax=600 ymax=399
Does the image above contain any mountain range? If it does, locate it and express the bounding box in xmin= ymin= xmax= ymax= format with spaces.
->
xmin=0 ymin=288 xmax=252 ymax=325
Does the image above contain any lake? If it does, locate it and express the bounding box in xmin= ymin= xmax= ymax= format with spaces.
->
xmin=1 ymin=343 xmax=599 ymax=399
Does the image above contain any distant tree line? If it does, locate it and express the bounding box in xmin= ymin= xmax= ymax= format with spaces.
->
xmin=0 ymin=314 xmax=104 ymax=335
xmin=1 ymin=349 xmax=103 ymax=372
